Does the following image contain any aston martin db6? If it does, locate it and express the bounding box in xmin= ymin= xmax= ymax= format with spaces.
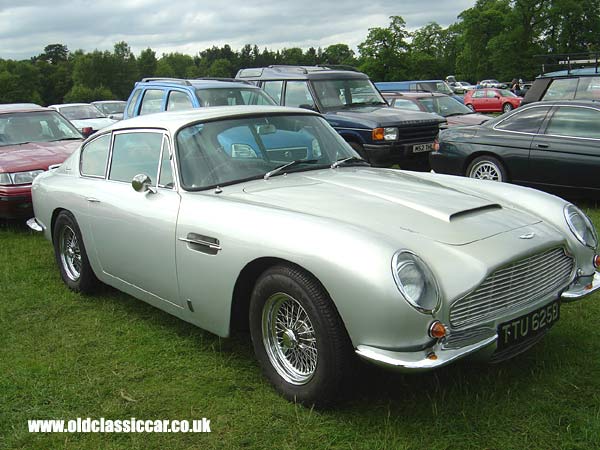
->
xmin=28 ymin=106 xmax=599 ymax=406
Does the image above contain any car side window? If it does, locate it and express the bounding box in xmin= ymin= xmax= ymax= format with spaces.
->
xmin=574 ymin=76 xmax=600 ymax=101
xmin=158 ymin=136 xmax=174 ymax=188
xmin=139 ymin=89 xmax=164 ymax=115
xmin=284 ymin=81 xmax=315 ymax=108
xmin=486 ymin=90 xmax=497 ymax=98
xmin=126 ymin=89 xmax=141 ymax=117
xmin=80 ymin=134 xmax=111 ymax=178
xmin=109 ymin=132 xmax=163 ymax=183
xmin=392 ymin=99 xmax=421 ymax=111
xmin=544 ymin=107 xmax=600 ymax=139
xmin=472 ymin=90 xmax=484 ymax=98
xmin=167 ymin=91 xmax=194 ymax=111
xmin=495 ymin=107 xmax=551 ymax=134
xmin=542 ymin=78 xmax=578 ymax=101
xmin=262 ymin=81 xmax=283 ymax=104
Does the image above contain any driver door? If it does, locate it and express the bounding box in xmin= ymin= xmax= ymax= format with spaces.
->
xmin=87 ymin=130 xmax=182 ymax=306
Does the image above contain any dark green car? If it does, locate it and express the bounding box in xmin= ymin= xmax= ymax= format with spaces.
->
xmin=430 ymin=101 xmax=600 ymax=196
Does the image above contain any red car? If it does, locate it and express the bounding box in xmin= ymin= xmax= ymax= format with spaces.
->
xmin=0 ymin=106 xmax=82 ymax=219
xmin=464 ymin=88 xmax=522 ymax=113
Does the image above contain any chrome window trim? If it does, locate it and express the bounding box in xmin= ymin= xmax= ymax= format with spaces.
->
xmin=492 ymin=104 xmax=552 ymax=136
xmin=106 ymin=128 xmax=169 ymax=185
xmin=543 ymin=105 xmax=600 ymax=141
xmin=157 ymin=134 xmax=178 ymax=190
xmin=79 ymin=132 xmax=113 ymax=179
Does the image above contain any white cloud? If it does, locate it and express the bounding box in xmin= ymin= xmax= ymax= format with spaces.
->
xmin=0 ymin=0 xmax=476 ymax=60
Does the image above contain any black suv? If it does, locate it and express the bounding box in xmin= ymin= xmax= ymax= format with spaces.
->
xmin=523 ymin=53 xmax=600 ymax=105
xmin=236 ymin=66 xmax=445 ymax=168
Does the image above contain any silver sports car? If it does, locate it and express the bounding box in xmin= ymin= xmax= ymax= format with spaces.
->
xmin=28 ymin=106 xmax=599 ymax=407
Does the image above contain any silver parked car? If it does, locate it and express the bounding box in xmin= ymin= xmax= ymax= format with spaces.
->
xmin=28 ymin=106 xmax=599 ymax=406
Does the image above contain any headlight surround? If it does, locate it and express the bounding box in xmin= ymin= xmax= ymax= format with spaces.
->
xmin=564 ymin=204 xmax=598 ymax=249
xmin=0 ymin=170 xmax=44 ymax=186
xmin=392 ymin=251 xmax=440 ymax=314
xmin=372 ymin=127 xmax=398 ymax=141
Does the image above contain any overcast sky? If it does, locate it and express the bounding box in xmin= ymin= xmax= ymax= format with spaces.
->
xmin=0 ymin=0 xmax=476 ymax=60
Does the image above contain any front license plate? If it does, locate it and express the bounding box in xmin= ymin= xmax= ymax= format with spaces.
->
xmin=497 ymin=300 xmax=560 ymax=351
xmin=413 ymin=143 xmax=433 ymax=153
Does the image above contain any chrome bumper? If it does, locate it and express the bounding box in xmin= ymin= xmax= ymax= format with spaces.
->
xmin=355 ymin=334 xmax=497 ymax=373
xmin=26 ymin=217 xmax=44 ymax=232
xmin=561 ymin=271 xmax=600 ymax=301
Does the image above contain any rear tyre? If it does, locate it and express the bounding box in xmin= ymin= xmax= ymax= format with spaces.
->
xmin=466 ymin=155 xmax=507 ymax=182
xmin=249 ymin=264 xmax=354 ymax=407
xmin=53 ymin=211 xmax=100 ymax=294
xmin=502 ymin=103 xmax=514 ymax=113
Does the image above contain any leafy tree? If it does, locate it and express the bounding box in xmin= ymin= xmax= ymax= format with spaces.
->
xmin=138 ymin=48 xmax=157 ymax=78
xmin=64 ymin=84 xmax=114 ymax=103
xmin=358 ymin=16 xmax=410 ymax=80
xmin=322 ymin=44 xmax=356 ymax=66
xmin=39 ymin=44 xmax=69 ymax=64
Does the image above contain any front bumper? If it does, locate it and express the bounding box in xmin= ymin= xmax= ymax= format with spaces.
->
xmin=357 ymin=272 xmax=599 ymax=372
xmin=0 ymin=188 xmax=33 ymax=219
xmin=364 ymin=143 xmax=431 ymax=169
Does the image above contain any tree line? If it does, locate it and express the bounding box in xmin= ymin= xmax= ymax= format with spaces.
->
xmin=1 ymin=0 xmax=598 ymax=105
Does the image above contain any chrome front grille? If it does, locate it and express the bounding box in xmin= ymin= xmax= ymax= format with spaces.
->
xmin=449 ymin=248 xmax=574 ymax=328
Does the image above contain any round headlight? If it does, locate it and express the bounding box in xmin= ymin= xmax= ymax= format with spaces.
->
xmin=392 ymin=251 xmax=440 ymax=313
xmin=564 ymin=204 xmax=598 ymax=249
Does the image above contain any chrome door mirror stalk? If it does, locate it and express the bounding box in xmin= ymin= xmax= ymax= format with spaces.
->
xmin=132 ymin=173 xmax=156 ymax=194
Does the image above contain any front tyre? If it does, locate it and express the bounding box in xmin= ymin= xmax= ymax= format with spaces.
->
xmin=53 ymin=211 xmax=100 ymax=294
xmin=249 ymin=264 xmax=353 ymax=407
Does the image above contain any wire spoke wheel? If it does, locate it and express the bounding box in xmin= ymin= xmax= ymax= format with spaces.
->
xmin=59 ymin=225 xmax=81 ymax=282
xmin=262 ymin=292 xmax=318 ymax=385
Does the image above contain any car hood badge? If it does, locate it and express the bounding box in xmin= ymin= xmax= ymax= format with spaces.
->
xmin=519 ymin=232 xmax=536 ymax=239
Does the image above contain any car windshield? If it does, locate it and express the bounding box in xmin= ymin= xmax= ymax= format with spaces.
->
xmin=418 ymin=96 xmax=472 ymax=116
xmin=499 ymin=89 xmax=517 ymax=97
xmin=95 ymin=102 xmax=125 ymax=115
xmin=311 ymin=78 xmax=386 ymax=110
xmin=176 ymin=114 xmax=357 ymax=190
xmin=59 ymin=105 xmax=107 ymax=120
xmin=0 ymin=111 xmax=82 ymax=146
xmin=195 ymin=88 xmax=276 ymax=107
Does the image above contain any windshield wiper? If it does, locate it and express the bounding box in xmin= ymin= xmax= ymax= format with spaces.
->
xmin=331 ymin=156 xmax=370 ymax=169
xmin=263 ymin=159 xmax=319 ymax=180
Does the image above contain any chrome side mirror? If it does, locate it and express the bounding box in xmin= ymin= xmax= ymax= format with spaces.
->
xmin=132 ymin=173 xmax=156 ymax=193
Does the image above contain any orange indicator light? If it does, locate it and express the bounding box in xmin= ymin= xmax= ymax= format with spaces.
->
xmin=429 ymin=321 xmax=447 ymax=339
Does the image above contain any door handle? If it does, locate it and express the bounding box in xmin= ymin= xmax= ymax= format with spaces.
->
xmin=86 ymin=197 xmax=100 ymax=203
xmin=536 ymin=143 xmax=549 ymax=149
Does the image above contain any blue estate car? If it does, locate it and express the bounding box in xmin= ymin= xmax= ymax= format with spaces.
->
xmin=124 ymin=78 xmax=277 ymax=119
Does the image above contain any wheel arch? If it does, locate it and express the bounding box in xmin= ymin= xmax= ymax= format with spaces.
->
xmin=50 ymin=207 xmax=69 ymax=240
xmin=229 ymin=256 xmax=346 ymax=334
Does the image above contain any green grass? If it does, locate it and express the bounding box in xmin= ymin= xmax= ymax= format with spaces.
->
xmin=1 ymin=202 xmax=600 ymax=450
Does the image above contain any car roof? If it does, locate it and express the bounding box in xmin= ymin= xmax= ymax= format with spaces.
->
xmin=136 ymin=78 xmax=260 ymax=89
xmin=95 ymin=105 xmax=319 ymax=135
xmin=539 ymin=67 xmax=599 ymax=78
xmin=520 ymin=100 xmax=600 ymax=109
xmin=0 ymin=105 xmax=54 ymax=115
xmin=236 ymin=66 xmax=369 ymax=80
xmin=49 ymin=103 xmax=93 ymax=108
xmin=382 ymin=91 xmax=446 ymax=99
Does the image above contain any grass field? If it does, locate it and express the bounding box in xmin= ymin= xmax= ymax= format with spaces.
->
xmin=1 ymin=201 xmax=600 ymax=450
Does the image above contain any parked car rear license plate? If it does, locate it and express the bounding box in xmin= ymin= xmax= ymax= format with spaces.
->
xmin=497 ymin=300 xmax=560 ymax=350
xmin=413 ymin=143 xmax=433 ymax=153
